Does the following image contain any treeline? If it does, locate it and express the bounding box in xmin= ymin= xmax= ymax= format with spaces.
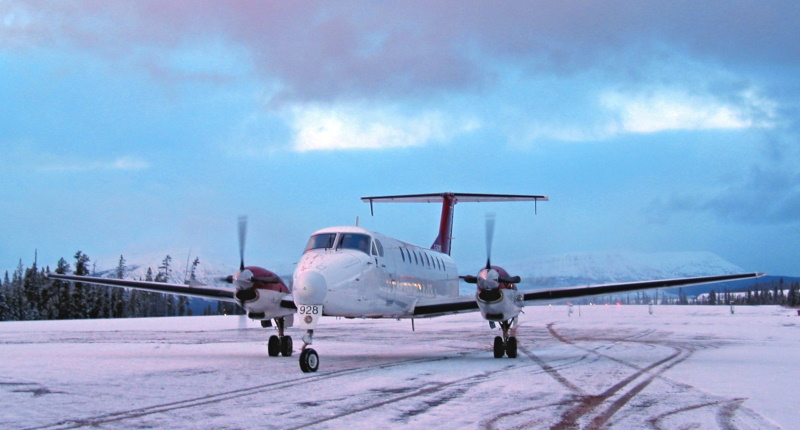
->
xmin=587 ymin=278 xmax=800 ymax=307
xmin=696 ymin=278 xmax=800 ymax=306
xmin=0 ymin=251 xmax=240 ymax=322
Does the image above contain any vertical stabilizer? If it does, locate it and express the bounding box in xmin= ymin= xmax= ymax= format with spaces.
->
xmin=361 ymin=192 xmax=548 ymax=255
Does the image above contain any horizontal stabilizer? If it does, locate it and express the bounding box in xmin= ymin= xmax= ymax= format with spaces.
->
xmin=361 ymin=192 xmax=548 ymax=204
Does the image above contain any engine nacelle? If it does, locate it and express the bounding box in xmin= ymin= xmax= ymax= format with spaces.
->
xmin=474 ymin=265 xmax=522 ymax=322
xmin=231 ymin=266 xmax=293 ymax=320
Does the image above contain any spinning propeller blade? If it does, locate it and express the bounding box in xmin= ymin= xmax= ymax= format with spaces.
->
xmin=485 ymin=213 xmax=495 ymax=270
xmin=238 ymin=215 xmax=247 ymax=271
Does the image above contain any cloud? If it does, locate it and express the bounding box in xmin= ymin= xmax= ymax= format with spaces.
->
xmin=601 ymin=88 xmax=776 ymax=134
xmin=6 ymin=1 xmax=800 ymax=103
xmin=39 ymin=155 xmax=151 ymax=172
xmin=290 ymin=104 xmax=479 ymax=151
xmin=649 ymin=151 xmax=800 ymax=225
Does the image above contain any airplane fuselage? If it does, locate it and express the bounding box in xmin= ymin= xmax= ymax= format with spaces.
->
xmin=292 ymin=226 xmax=459 ymax=319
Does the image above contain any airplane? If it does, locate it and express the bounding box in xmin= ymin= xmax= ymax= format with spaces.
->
xmin=48 ymin=192 xmax=763 ymax=373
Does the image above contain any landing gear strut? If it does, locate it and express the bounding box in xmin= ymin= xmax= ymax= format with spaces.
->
xmin=493 ymin=319 xmax=517 ymax=359
xmin=266 ymin=317 xmax=293 ymax=357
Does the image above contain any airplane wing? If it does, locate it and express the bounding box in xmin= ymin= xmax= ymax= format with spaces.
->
xmin=412 ymin=272 xmax=763 ymax=317
xmin=519 ymin=272 xmax=764 ymax=302
xmin=47 ymin=273 xmax=238 ymax=303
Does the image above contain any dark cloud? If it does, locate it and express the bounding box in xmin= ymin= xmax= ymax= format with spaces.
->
xmin=654 ymin=161 xmax=800 ymax=225
xmin=7 ymin=1 xmax=800 ymax=104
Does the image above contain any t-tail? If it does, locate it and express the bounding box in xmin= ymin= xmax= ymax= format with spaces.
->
xmin=361 ymin=192 xmax=548 ymax=255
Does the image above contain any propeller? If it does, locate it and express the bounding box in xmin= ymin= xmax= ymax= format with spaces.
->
xmin=463 ymin=213 xmax=521 ymax=288
xmin=238 ymin=215 xmax=247 ymax=271
xmin=220 ymin=215 xmax=280 ymax=285
xmin=485 ymin=213 xmax=495 ymax=270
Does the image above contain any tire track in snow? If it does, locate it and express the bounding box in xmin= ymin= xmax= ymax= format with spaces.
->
xmin=545 ymin=323 xmax=700 ymax=429
xmin=538 ymin=323 xmax=776 ymax=430
xmin=289 ymin=352 xmax=591 ymax=430
xmin=24 ymin=354 xmax=462 ymax=430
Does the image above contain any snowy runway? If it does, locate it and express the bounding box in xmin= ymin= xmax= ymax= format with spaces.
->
xmin=1 ymin=305 xmax=797 ymax=429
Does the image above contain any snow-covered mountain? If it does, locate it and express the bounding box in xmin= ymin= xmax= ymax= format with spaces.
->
xmin=500 ymin=251 xmax=744 ymax=288
xmin=89 ymin=250 xmax=295 ymax=287
xmin=91 ymin=249 xmax=743 ymax=292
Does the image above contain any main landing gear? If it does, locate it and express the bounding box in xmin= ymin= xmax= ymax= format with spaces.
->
xmin=264 ymin=317 xmax=293 ymax=357
xmin=493 ymin=319 xmax=518 ymax=359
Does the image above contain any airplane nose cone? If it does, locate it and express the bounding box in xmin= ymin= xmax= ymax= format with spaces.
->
xmin=294 ymin=270 xmax=327 ymax=304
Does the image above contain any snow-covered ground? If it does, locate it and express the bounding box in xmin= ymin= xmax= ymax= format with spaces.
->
xmin=1 ymin=305 xmax=797 ymax=429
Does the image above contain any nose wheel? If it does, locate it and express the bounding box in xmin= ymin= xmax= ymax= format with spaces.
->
xmin=493 ymin=319 xmax=518 ymax=358
xmin=299 ymin=348 xmax=319 ymax=372
xmin=299 ymin=329 xmax=319 ymax=372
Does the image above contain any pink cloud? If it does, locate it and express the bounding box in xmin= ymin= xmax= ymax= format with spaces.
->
xmin=6 ymin=1 xmax=799 ymax=103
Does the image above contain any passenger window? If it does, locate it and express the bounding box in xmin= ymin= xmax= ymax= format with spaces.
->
xmin=424 ymin=253 xmax=431 ymax=267
xmin=400 ymin=248 xmax=405 ymax=262
xmin=413 ymin=250 xmax=419 ymax=265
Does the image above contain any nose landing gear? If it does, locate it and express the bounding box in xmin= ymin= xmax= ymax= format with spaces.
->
xmin=299 ymin=329 xmax=319 ymax=373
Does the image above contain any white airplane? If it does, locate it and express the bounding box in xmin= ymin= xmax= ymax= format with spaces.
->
xmin=49 ymin=192 xmax=762 ymax=373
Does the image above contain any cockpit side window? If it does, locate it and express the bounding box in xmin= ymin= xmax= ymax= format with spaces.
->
xmin=374 ymin=239 xmax=384 ymax=257
xmin=305 ymin=233 xmax=337 ymax=252
xmin=337 ymin=233 xmax=371 ymax=254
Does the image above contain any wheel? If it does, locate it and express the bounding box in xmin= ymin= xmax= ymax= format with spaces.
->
xmin=299 ymin=348 xmax=319 ymax=373
xmin=280 ymin=336 xmax=293 ymax=357
xmin=267 ymin=335 xmax=280 ymax=357
xmin=493 ymin=336 xmax=505 ymax=358
xmin=506 ymin=336 xmax=518 ymax=358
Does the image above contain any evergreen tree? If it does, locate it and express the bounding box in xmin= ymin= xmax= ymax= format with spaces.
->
xmin=678 ymin=288 xmax=688 ymax=305
xmin=0 ymin=271 xmax=10 ymax=321
xmin=177 ymin=296 xmax=189 ymax=316
xmin=166 ymin=295 xmax=176 ymax=316
xmin=115 ymin=255 xmax=127 ymax=279
xmin=111 ymin=288 xmax=125 ymax=318
xmin=789 ymin=282 xmax=799 ymax=307
xmin=708 ymin=289 xmax=717 ymax=305
xmin=156 ymin=255 xmax=172 ymax=283
xmin=9 ymin=259 xmax=26 ymax=320
xmin=189 ymin=257 xmax=200 ymax=283
xmin=71 ymin=251 xmax=91 ymax=319
xmin=54 ymin=258 xmax=71 ymax=319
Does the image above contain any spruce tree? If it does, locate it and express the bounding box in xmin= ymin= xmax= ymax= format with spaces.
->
xmin=0 ymin=271 xmax=10 ymax=321
xmin=115 ymin=255 xmax=127 ymax=279
xmin=54 ymin=258 xmax=71 ymax=319
xmin=71 ymin=251 xmax=91 ymax=319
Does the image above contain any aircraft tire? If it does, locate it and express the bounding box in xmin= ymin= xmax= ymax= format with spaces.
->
xmin=506 ymin=336 xmax=518 ymax=358
xmin=493 ymin=336 xmax=505 ymax=358
xmin=268 ymin=335 xmax=281 ymax=357
xmin=280 ymin=336 xmax=293 ymax=357
xmin=300 ymin=348 xmax=319 ymax=373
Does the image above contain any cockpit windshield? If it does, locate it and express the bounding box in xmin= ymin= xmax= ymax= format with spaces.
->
xmin=304 ymin=233 xmax=337 ymax=252
xmin=337 ymin=233 xmax=371 ymax=254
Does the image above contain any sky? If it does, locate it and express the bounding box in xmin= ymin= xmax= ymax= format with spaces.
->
xmin=1 ymin=1 xmax=799 ymax=276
